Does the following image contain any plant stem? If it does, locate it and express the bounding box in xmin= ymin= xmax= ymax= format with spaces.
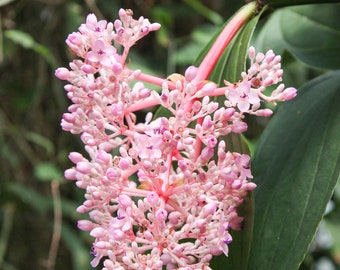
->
xmin=194 ymin=1 xmax=257 ymax=83
xmin=46 ymin=181 xmax=62 ymax=270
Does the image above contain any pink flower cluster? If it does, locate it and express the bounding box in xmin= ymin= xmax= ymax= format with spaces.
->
xmin=56 ymin=9 xmax=296 ymax=270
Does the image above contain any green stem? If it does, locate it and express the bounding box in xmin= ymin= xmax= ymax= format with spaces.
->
xmin=0 ymin=204 xmax=15 ymax=269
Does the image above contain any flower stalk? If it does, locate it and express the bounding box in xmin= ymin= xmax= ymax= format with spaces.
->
xmin=194 ymin=1 xmax=257 ymax=83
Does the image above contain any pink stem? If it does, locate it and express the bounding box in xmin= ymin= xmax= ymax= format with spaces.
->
xmin=194 ymin=2 xmax=256 ymax=83
xmin=131 ymin=69 xmax=176 ymax=89
xmin=125 ymin=71 xmax=177 ymax=113
xmin=191 ymin=2 xmax=256 ymax=159
xmin=126 ymin=96 xmax=159 ymax=113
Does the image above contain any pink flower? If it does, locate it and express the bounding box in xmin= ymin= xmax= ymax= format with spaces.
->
xmin=211 ymin=221 xmax=232 ymax=256
xmin=87 ymin=40 xmax=117 ymax=66
xmin=83 ymin=13 xmax=107 ymax=34
xmin=226 ymin=80 xmax=260 ymax=112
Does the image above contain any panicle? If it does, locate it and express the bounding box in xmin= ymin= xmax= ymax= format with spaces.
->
xmin=56 ymin=9 xmax=296 ymax=270
xmin=224 ymin=46 xmax=297 ymax=115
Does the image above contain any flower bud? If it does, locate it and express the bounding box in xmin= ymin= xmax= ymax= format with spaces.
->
xmin=184 ymin=66 xmax=198 ymax=82
xmin=55 ymin=67 xmax=70 ymax=80
xmin=202 ymin=203 xmax=217 ymax=218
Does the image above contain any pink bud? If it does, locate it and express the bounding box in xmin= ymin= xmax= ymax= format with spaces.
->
xmin=168 ymin=211 xmax=181 ymax=225
xmin=211 ymin=245 xmax=223 ymax=256
xmin=184 ymin=66 xmax=198 ymax=82
xmin=232 ymin=180 xmax=242 ymax=189
xmin=90 ymin=227 xmax=106 ymax=237
xmin=256 ymin=52 xmax=264 ymax=63
xmin=55 ymin=67 xmax=70 ymax=80
xmin=156 ymin=209 xmax=168 ymax=222
xmin=112 ymin=62 xmax=123 ymax=74
xmin=200 ymin=82 xmax=216 ymax=95
xmin=62 ymin=113 xmax=75 ymax=123
xmin=76 ymin=161 xmax=91 ymax=174
xmin=178 ymin=160 xmax=187 ymax=171
xmin=273 ymin=55 xmax=281 ymax=65
xmin=61 ymin=120 xmax=73 ymax=131
xmin=204 ymin=135 xmax=217 ymax=148
xmin=118 ymin=194 xmax=132 ymax=208
xmin=69 ymin=152 xmax=84 ymax=163
xmin=202 ymin=203 xmax=217 ymax=218
xmin=281 ymin=87 xmax=297 ymax=101
xmin=147 ymin=192 xmax=159 ymax=206
xmin=118 ymin=158 xmax=130 ymax=170
xmin=139 ymin=88 xmax=151 ymax=99
xmin=143 ymin=160 xmax=153 ymax=170
xmin=82 ymin=64 xmax=96 ymax=74
xmin=95 ymin=241 xmax=111 ymax=249
xmin=201 ymin=147 xmax=214 ymax=162
xmin=66 ymin=33 xmax=82 ymax=46
xmin=96 ymin=150 xmax=111 ymax=164
xmin=248 ymin=46 xmax=256 ymax=60
xmin=246 ymin=182 xmax=257 ymax=190
xmin=223 ymin=108 xmax=235 ymax=120
xmin=86 ymin=13 xmax=97 ymax=25
xmin=112 ymin=229 xmax=125 ymax=240
xmin=263 ymin=77 xmax=273 ymax=87
xmin=196 ymin=219 xmax=206 ymax=228
xmin=202 ymin=116 xmax=213 ymax=130
xmin=76 ymin=205 xmax=88 ymax=213
xmin=140 ymin=26 xmax=149 ymax=35
xmin=64 ymin=168 xmax=77 ymax=180
xmin=150 ymin=22 xmax=161 ymax=31
xmin=106 ymin=168 xmax=118 ymax=180
xmin=77 ymin=220 xmax=94 ymax=231
xmin=231 ymin=122 xmax=248 ymax=133
xmin=206 ymin=102 xmax=219 ymax=114
xmin=192 ymin=100 xmax=202 ymax=112
xmin=254 ymin=109 xmax=273 ymax=117
xmin=118 ymin=8 xmax=128 ymax=21
xmin=264 ymin=50 xmax=275 ymax=63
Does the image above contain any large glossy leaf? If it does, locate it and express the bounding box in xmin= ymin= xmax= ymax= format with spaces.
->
xmin=248 ymin=71 xmax=340 ymax=270
xmin=281 ymin=4 xmax=340 ymax=69
xmin=253 ymin=3 xmax=340 ymax=70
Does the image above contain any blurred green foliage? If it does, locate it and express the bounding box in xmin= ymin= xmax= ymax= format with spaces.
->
xmin=0 ymin=1 xmax=338 ymax=270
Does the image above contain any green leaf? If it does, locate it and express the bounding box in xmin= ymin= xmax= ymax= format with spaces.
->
xmin=5 ymin=29 xmax=57 ymax=67
xmin=7 ymin=182 xmax=52 ymax=212
xmin=281 ymin=4 xmax=340 ymax=70
xmin=254 ymin=4 xmax=340 ymax=69
xmin=24 ymin=131 xmax=55 ymax=156
xmin=268 ymin=0 xmax=340 ymax=7
xmin=325 ymin=218 xmax=340 ymax=263
xmin=35 ymin=162 xmax=63 ymax=181
xmin=175 ymin=24 xmax=218 ymax=66
xmin=251 ymin=9 xmax=287 ymax=55
xmin=5 ymin=30 xmax=36 ymax=49
xmin=248 ymin=71 xmax=340 ymax=270
xmin=183 ymin=0 xmax=224 ymax=25
xmin=254 ymin=3 xmax=340 ymax=70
